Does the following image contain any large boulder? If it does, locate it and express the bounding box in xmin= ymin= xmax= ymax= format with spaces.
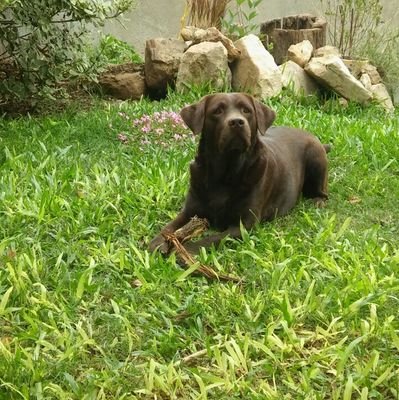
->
xmin=305 ymin=55 xmax=372 ymax=103
xmin=359 ymin=73 xmax=372 ymax=90
xmin=279 ymin=60 xmax=318 ymax=96
xmin=99 ymin=63 xmax=146 ymax=100
xmin=287 ymin=40 xmax=313 ymax=67
xmin=180 ymin=26 xmax=240 ymax=61
xmin=313 ymin=45 xmax=341 ymax=58
xmin=343 ymin=59 xmax=382 ymax=84
xmin=175 ymin=41 xmax=231 ymax=92
xmin=231 ymin=34 xmax=282 ymax=98
xmin=145 ymin=38 xmax=187 ymax=96
xmin=370 ymin=83 xmax=394 ymax=112
xmin=392 ymin=86 xmax=399 ymax=106
xmin=360 ymin=73 xmax=394 ymax=111
xmin=342 ymin=59 xmax=371 ymax=79
xmin=362 ymin=64 xmax=382 ymax=85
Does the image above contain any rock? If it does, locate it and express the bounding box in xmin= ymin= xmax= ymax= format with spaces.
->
xmin=361 ymin=64 xmax=382 ymax=85
xmin=231 ymin=34 xmax=282 ymax=98
xmin=144 ymin=38 xmax=187 ymax=96
xmin=305 ymin=55 xmax=372 ymax=104
xmin=287 ymin=40 xmax=313 ymax=67
xmin=181 ymin=26 xmax=241 ymax=61
xmin=342 ymin=59 xmax=383 ymax=85
xmin=342 ymin=58 xmax=370 ymax=79
xmin=370 ymin=83 xmax=394 ymax=112
xmin=279 ymin=60 xmax=318 ymax=95
xmin=359 ymin=73 xmax=372 ymax=91
xmin=313 ymin=45 xmax=341 ymax=58
xmin=260 ymin=14 xmax=326 ymax=65
xmin=100 ymin=65 xmax=146 ymax=100
xmin=175 ymin=41 xmax=231 ymax=93
xmin=392 ymin=86 xmax=399 ymax=106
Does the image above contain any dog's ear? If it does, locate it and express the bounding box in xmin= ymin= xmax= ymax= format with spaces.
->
xmin=180 ymin=96 xmax=208 ymax=135
xmin=251 ymin=97 xmax=276 ymax=135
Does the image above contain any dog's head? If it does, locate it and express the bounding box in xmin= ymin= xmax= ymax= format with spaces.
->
xmin=180 ymin=93 xmax=276 ymax=153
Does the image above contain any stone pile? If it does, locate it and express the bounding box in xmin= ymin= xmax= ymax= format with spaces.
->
xmin=99 ymin=27 xmax=395 ymax=111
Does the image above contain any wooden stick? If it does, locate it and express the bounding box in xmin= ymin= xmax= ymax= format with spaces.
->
xmin=163 ymin=217 xmax=241 ymax=283
xmin=174 ymin=216 xmax=209 ymax=243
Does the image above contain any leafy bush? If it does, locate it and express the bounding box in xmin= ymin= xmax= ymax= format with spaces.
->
xmin=319 ymin=0 xmax=399 ymax=89
xmin=320 ymin=0 xmax=383 ymax=58
xmin=0 ymin=0 xmax=135 ymax=106
xmin=97 ymin=34 xmax=143 ymax=65
xmin=222 ymin=0 xmax=263 ymax=40
xmin=357 ymin=29 xmax=399 ymax=92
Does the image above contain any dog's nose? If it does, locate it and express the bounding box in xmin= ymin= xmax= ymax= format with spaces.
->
xmin=228 ymin=118 xmax=245 ymax=128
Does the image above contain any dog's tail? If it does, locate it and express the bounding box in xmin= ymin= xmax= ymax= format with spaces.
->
xmin=323 ymin=144 xmax=332 ymax=153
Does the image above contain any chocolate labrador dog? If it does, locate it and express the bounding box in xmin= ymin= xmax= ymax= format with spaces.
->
xmin=149 ymin=92 xmax=329 ymax=254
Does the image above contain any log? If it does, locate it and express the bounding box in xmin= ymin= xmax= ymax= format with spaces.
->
xmin=260 ymin=14 xmax=327 ymax=65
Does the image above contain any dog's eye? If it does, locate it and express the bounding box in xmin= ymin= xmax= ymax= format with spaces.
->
xmin=213 ymin=107 xmax=223 ymax=115
xmin=242 ymin=107 xmax=251 ymax=114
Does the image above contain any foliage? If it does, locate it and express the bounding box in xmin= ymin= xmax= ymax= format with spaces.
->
xmin=320 ymin=0 xmax=383 ymax=58
xmin=96 ymin=34 xmax=143 ymax=65
xmin=180 ymin=0 xmax=264 ymax=41
xmin=0 ymin=91 xmax=398 ymax=398
xmin=356 ymin=29 xmax=399 ymax=91
xmin=222 ymin=0 xmax=263 ymax=40
xmin=0 ymin=0 xmax=134 ymax=106
xmin=182 ymin=0 xmax=231 ymax=30
xmin=319 ymin=0 xmax=399 ymax=89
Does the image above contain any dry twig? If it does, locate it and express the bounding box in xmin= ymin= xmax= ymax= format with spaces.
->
xmin=163 ymin=217 xmax=241 ymax=283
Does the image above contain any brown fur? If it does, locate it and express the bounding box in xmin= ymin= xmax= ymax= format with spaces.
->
xmin=149 ymin=93 xmax=329 ymax=254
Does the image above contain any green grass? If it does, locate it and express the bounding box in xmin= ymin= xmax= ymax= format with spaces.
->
xmin=0 ymin=91 xmax=398 ymax=399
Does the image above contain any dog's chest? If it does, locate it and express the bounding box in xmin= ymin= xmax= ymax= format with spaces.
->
xmin=202 ymin=184 xmax=245 ymax=229
xmin=190 ymin=158 xmax=253 ymax=229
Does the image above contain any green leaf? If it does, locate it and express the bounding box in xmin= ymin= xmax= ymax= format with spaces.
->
xmin=0 ymin=286 xmax=13 ymax=316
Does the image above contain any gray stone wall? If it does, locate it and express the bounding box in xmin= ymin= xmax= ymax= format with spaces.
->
xmin=102 ymin=0 xmax=398 ymax=55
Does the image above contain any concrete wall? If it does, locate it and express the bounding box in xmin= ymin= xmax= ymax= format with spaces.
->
xmin=102 ymin=0 xmax=398 ymax=55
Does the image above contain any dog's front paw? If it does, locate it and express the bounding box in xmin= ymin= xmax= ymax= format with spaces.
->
xmin=182 ymin=241 xmax=202 ymax=256
xmin=149 ymin=235 xmax=170 ymax=255
xmin=313 ymin=197 xmax=328 ymax=208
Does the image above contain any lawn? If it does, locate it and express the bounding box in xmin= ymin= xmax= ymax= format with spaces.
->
xmin=0 ymin=91 xmax=398 ymax=399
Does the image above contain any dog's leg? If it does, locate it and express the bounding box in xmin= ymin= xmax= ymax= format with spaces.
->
xmin=183 ymin=226 xmax=242 ymax=254
xmin=303 ymin=148 xmax=329 ymax=206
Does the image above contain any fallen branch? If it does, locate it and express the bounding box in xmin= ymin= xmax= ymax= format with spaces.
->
xmin=163 ymin=217 xmax=241 ymax=283
xmin=181 ymin=26 xmax=241 ymax=61
xmin=174 ymin=216 xmax=209 ymax=243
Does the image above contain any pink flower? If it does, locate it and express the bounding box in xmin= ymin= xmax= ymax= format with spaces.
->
xmin=141 ymin=125 xmax=151 ymax=133
xmin=117 ymin=133 xmax=129 ymax=144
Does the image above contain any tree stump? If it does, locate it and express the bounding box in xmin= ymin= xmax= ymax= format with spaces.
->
xmin=260 ymin=14 xmax=327 ymax=65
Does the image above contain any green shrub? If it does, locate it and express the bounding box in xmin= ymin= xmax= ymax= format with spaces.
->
xmin=222 ymin=0 xmax=263 ymax=40
xmin=319 ymin=0 xmax=399 ymax=89
xmin=0 ymin=0 xmax=135 ymax=106
xmin=97 ymin=34 xmax=143 ymax=65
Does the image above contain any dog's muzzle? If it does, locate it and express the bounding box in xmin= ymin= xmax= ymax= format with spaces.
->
xmin=218 ymin=117 xmax=251 ymax=153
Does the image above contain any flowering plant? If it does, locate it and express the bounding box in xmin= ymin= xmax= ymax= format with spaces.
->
xmin=114 ymin=109 xmax=194 ymax=149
